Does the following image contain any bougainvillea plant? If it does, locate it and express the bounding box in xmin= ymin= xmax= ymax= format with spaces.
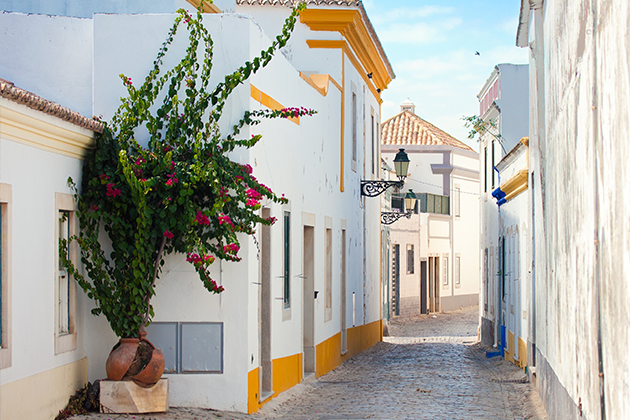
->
xmin=60 ymin=2 xmax=314 ymax=338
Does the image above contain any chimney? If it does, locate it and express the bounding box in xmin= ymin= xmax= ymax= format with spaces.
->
xmin=401 ymin=98 xmax=415 ymax=114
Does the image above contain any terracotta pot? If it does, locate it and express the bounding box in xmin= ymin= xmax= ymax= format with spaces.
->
xmin=105 ymin=334 xmax=166 ymax=388
xmin=133 ymin=347 xmax=165 ymax=387
xmin=106 ymin=338 xmax=139 ymax=381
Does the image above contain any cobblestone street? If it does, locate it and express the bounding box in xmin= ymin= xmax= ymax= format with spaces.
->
xmin=74 ymin=306 xmax=547 ymax=420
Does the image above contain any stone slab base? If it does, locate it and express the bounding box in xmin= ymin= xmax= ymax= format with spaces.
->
xmin=100 ymin=378 xmax=169 ymax=414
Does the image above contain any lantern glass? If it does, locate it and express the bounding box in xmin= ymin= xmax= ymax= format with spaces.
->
xmin=393 ymin=148 xmax=410 ymax=180
xmin=404 ymin=189 xmax=416 ymax=212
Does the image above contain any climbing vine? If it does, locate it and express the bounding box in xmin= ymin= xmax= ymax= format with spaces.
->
xmin=60 ymin=2 xmax=314 ymax=338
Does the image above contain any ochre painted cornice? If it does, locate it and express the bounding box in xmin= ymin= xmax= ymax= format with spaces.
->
xmin=300 ymin=9 xmax=393 ymax=92
xmin=306 ymin=39 xmax=381 ymax=103
xmin=185 ymin=0 xmax=222 ymax=13
xmin=299 ymin=73 xmax=342 ymax=96
xmin=501 ymin=168 xmax=528 ymax=202
xmin=0 ymin=101 xmax=95 ymax=159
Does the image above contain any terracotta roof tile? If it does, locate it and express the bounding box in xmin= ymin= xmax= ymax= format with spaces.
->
xmin=381 ymin=110 xmax=473 ymax=151
xmin=236 ymin=0 xmax=362 ymax=6
xmin=0 ymin=78 xmax=103 ymax=133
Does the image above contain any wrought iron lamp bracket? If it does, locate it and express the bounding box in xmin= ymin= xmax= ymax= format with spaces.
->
xmin=381 ymin=210 xmax=413 ymax=225
xmin=360 ymin=180 xmax=404 ymax=197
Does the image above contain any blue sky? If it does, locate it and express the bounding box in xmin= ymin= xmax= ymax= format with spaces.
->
xmin=362 ymin=0 xmax=528 ymax=148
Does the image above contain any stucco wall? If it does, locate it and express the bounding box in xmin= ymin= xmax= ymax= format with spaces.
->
xmin=527 ymin=1 xmax=630 ymax=419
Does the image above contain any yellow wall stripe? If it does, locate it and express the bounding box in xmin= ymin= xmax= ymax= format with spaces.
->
xmin=250 ymin=84 xmax=300 ymax=125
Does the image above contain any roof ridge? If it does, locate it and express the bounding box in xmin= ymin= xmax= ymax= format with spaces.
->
xmin=381 ymin=110 xmax=473 ymax=151
xmin=0 ymin=78 xmax=103 ymax=133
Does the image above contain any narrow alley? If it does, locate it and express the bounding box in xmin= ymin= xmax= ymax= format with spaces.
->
xmin=74 ymin=307 xmax=547 ymax=420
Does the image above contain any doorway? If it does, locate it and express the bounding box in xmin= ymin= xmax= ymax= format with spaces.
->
xmin=259 ymin=208 xmax=272 ymax=401
xmin=302 ymin=226 xmax=315 ymax=376
xmin=391 ymin=244 xmax=400 ymax=316
xmin=420 ymin=260 xmax=427 ymax=314
xmin=428 ymin=256 xmax=440 ymax=312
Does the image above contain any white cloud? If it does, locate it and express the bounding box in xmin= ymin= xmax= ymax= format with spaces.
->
xmin=378 ymin=18 xmax=462 ymax=45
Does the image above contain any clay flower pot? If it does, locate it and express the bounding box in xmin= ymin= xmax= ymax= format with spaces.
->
xmin=105 ymin=334 xmax=165 ymax=387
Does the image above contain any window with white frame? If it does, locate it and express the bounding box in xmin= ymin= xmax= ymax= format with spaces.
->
xmin=55 ymin=193 xmax=78 ymax=354
xmin=454 ymin=186 xmax=461 ymax=217
xmin=455 ymin=255 xmax=461 ymax=286
xmin=283 ymin=211 xmax=291 ymax=309
xmin=0 ymin=183 xmax=12 ymax=368
xmin=324 ymin=227 xmax=332 ymax=321
xmin=406 ymin=244 xmax=414 ymax=274
xmin=443 ymin=256 xmax=449 ymax=285
xmin=351 ymin=92 xmax=358 ymax=167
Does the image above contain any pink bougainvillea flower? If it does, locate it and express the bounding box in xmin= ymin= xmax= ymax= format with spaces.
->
xmin=218 ymin=213 xmax=234 ymax=227
xmin=223 ymin=243 xmax=239 ymax=254
xmin=242 ymin=164 xmax=253 ymax=175
xmin=90 ymin=205 xmax=99 ymax=211
xmin=196 ymin=210 xmax=210 ymax=226
xmin=166 ymin=179 xmax=173 ymax=186
xmin=246 ymin=198 xmax=260 ymax=208
xmin=106 ymin=183 xmax=121 ymax=197
xmin=163 ymin=230 xmax=174 ymax=239
xmin=246 ymin=188 xmax=262 ymax=200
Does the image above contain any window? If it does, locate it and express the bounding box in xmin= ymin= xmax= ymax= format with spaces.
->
xmin=0 ymin=183 xmax=12 ymax=369
xmin=283 ymin=212 xmax=290 ymax=309
xmin=55 ymin=193 xmax=78 ymax=354
xmin=454 ymin=186 xmax=461 ymax=217
xmin=371 ymin=112 xmax=376 ymax=176
xmin=484 ymin=146 xmax=488 ymax=193
xmin=443 ymin=257 xmax=449 ymax=285
xmin=492 ymin=140 xmax=496 ymax=188
xmin=352 ymin=92 xmax=357 ymax=167
xmin=406 ymin=244 xmax=414 ymax=274
xmin=324 ymin=227 xmax=332 ymax=321
xmin=455 ymin=256 xmax=461 ymax=286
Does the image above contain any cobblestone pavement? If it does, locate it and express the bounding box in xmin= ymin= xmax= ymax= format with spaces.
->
xmin=73 ymin=306 xmax=547 ymax=420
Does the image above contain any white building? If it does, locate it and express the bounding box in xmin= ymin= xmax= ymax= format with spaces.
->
xmin=0 ymin=0 xmax=394 ymax=416
xmin=0 ymin=79 xmax=102 ymax=420
xmin=518 ymin=1 xmax=630 ymax=419
xmin=381 ymin=101 xmax=480 ymax=319
xmin=492 ymin=138 xmax=530 ymax=369
xmin=476 ymin=64 xmax=528 ymax=347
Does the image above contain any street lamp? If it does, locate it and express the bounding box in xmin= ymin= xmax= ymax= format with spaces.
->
xmin=381 ymin=189 xmax=417 ymax=225
xmin=361 ymin=148 xmax=410 ymax=197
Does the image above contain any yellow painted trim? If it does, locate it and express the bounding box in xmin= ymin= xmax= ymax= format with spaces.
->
xmin=250 ymin=84 xmax=299 ymax=125
xmin=506 ymin=330 xmax=515 ymax=364
xmin=247 ymin=368 xmax=259 ymax=414
xmin=184 ymin=0 xmax=222 ymax=13
xmin=272 ymin=352 xmax=303 ymax=396
xmin=341 ymin=51 xmax=345 ymax=192
xmin=315 ymin=319 xmax=381 ymax=378
xmin=518 ymin=337 xmax=528 ymax=370
xmin=0 ymin=358 xmax=87 ymax=420
xmin=300 ymin=9 xmax=393 ymax=92
xmin=500 ymin=169 xmax=529 ymax=202
xmin=248 ymin=352 xmax=303 ymax=414
xmin=520 ymin=136 xmax=529 ymax=167
xmin=299 ymin=73 xmax=342 ymax=97
xmin=306 ymin=40 xmax=382 ymax=104
xmin=0 ymin=102 xmax=95 ymax=159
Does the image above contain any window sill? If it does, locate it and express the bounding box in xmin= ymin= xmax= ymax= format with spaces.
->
xmin=55 ymin=332 xmax=77 ymax=355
